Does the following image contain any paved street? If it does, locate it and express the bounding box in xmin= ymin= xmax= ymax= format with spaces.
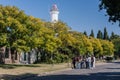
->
xmin=21 ymin=61 xmax=120 ymax=80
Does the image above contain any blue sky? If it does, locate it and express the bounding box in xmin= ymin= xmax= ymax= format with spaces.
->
xmin=0 ymin=0 xmax=120 ymax=36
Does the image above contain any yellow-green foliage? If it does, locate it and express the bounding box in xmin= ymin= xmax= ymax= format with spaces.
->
xmin=90 ymin=37 xmax=103 ymax=57
xmin=0 ymin=5 xmax=115 ymax=63
xmin=100 ymin=40 xmax=114 ymax=56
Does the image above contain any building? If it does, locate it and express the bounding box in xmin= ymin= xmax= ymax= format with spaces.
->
xmin=0 ymin=46 xmax=37 ymax=64
xmin=0 ymin=47 xmax=19 ymax=64
xmin=50 ymin=4 xmax=59 ymax=23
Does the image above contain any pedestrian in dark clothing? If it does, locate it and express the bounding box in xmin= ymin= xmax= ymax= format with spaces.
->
xmin=72 ymin=57 xmax=76 ymax=69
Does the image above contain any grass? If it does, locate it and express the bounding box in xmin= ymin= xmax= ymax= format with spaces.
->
xmin=0 ymin=64 xmax=40 ymax=69
xmin=0 ymin=63 xmax=70 ymax=75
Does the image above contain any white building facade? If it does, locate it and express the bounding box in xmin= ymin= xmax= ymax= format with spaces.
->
xmin=50 ymin=4 xmax=59 ymax=23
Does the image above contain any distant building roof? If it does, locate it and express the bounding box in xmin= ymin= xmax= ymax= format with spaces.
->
xmin=50 ymin=4 xmax=59 ymax=11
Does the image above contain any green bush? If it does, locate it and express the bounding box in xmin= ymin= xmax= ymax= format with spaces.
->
xmin=46 ymin=53 xmax=69 ymax=64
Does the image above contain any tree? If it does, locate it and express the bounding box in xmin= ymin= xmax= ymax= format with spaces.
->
xmin=97 ymin=30 xmax=103 ymax=39
xmin=83 ymin=31 xmax=88 ymax=37
xmin=89 ymin=29 xmax=94 ymax=38
xmin=112 ymin=38 xmax=120 ymax=57
xmin=0 ymin=6 xmax=31 ymax=63
xmin=0 ymin=5 xmax=48 ymax=63
xmin=100 ymin=40 xmax=114 ymax=56
xmin=72 ymin=31 xmax=93 ymax=55
xmin=110 ymin=32 xmax=115 ymax=40
xmin=110 ymin=32 xmax=120 ymax=40
xmin=110 ymin=34 xmax=120 ymax=58
xmin=99 ymin=0 xmax=120 ymax=26
xmin=89 ymin=37 xmax=103 ymax=57
xmin=103 ymin=27 xmax=109 ymax=40
xmin=44 ymin=21 xmax=75 ymax=63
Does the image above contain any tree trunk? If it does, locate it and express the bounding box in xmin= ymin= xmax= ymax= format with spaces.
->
xmin=11 ymin=48 xmax=16 ymax=63
xmin=0 ymin=47 xmax=5 ymax=64
xmin=0 ymin=52 xmax=5 ymax=64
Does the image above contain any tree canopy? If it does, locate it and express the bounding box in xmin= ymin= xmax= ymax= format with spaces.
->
xmin=99 ymin=0 xmax=120 ymax=26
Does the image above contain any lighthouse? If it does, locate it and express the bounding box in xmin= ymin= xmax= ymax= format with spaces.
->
xmin=50 ymin=4 xmax=59 ymax=23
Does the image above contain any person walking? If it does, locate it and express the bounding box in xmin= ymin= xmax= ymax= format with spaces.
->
xmin=91 ymin=55 xmax=96 ymax=68
xmin=85 ymin=56 xmax=89 ymax=69
xmin=88 ymin=56 xmax=91 ymax=69
xmin=72 ymin=57 xmax=76 ymax=69
xmin=78 ymin=56 xmax=82 ymax=69
xmin=81 ymin=56 xmax=86 ymax=69
xmin=75 ymin=56 xmax=80 ymax=69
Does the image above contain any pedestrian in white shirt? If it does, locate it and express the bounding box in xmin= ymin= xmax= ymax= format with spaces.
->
xmin=88 ymin=56 xmax=91 ymax=69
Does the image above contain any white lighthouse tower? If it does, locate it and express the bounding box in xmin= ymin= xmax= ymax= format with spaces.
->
xmin=50 ymin=4 xmax=59 ymax=23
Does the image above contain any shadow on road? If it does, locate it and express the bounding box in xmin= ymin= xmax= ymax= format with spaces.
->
xmin=0 ymin=73 xmax=37 ymax=80
xmin=1 ymin=72 xmax=120 ymax=80
xmin=0 ymin=64 xmax=40 ymax=69
xmin=39 ymin=72 xmax=120 ymax=80
xmin=112 ymin=61 xmax=120 ymax=64
xmin=107 ymin=68 xmax=120 ymax=69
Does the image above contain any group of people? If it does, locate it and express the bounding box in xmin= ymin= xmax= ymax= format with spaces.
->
xmin=72 ymin=55 xmax=95 ymax=69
